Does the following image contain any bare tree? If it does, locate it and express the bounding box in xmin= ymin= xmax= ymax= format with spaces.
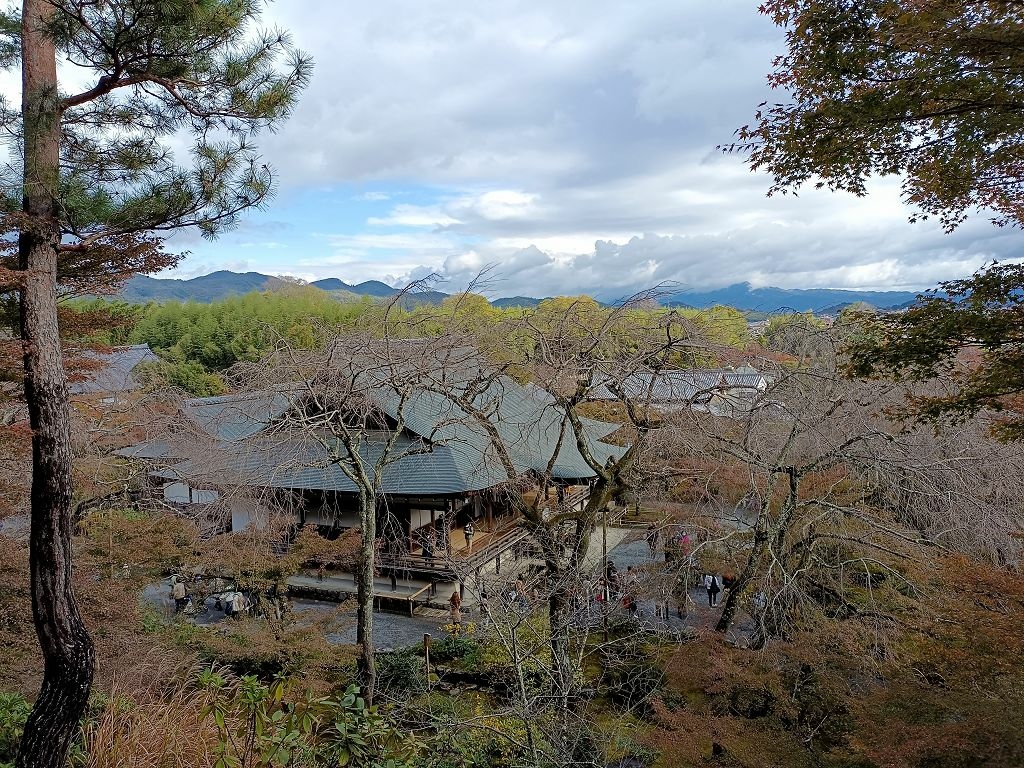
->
xmin=402 ymin=293 xmax=711 ymax=757
xmin=658 ymin=338 xmax=1024 ymax=649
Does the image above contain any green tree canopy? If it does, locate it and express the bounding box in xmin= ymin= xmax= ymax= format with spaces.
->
xmin=760 ymin=311 xmax=828 ymax=359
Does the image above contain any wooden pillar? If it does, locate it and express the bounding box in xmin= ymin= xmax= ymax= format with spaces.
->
xmin=443 ymin=499 xmax=453 ymax=551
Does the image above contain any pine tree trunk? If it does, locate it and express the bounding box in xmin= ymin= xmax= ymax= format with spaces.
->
xmin=16 ymin=3 xmax=96 ymax=766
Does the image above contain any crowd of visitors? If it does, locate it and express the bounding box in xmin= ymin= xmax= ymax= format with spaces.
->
xmin=168 ymin=573 xmax=252 ymax=619
xmin=584 ymin=525 xmax=741 ymax=622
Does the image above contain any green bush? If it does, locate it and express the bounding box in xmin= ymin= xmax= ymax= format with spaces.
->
xmin=377 ymin=649 xmax=426 ymax=693
xmin=430 ymin=634 xmax=479 ymax=664
xmin=0 ymin=692 xmax=30 ymax=766
xmin=196 ymin=668 xmax=424 ymax=768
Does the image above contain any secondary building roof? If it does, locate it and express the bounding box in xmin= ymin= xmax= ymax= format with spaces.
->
xmin=70 ymin=344 xmax=159 ymax=395
xmin=590 ymin=368 xmax=770 ymax=403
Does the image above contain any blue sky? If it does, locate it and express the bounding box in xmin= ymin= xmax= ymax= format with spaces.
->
xmin=158 ymin=0 xmax=1019 ymax=300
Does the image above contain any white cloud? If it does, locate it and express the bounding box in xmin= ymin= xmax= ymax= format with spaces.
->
xmin=464 ymin=190 xmax=538 ymax=221
xmin=367 ymin=205 xmax=461 ymax=227
xmin=149 ymin=1 xmax=1013 ymax=295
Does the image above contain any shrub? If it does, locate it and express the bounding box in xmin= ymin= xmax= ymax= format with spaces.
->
xmin=727 ymin=684 xmax=776 ymax=719
xmin=196 ymin=668 xmax=424 ymax=768
xmin=430 ymin=634 xmax=479 ymax=664
xmin=377 ymin=648 xmax=426 ymax=693
xmin=600 ymin=640 xmax=664 ymax=713
xmin=0 ymin=693 xmax=30 ymax=766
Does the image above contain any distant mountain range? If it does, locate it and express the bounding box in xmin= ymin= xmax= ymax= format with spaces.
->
xmin=661 ymin=283 xmax=921 ymax=313
xmin=117 ymin=271 xmax=925 ymax=313
xmin=119 ymin=271 xmax=453 ymax=306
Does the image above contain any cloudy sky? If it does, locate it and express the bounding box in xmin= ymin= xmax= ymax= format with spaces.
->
xmin=161 ymin=0 xmax=1017 ymax=300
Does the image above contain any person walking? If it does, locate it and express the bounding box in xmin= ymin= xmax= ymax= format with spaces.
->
xmin=606 ymin=564 xmax=621 ymax=599
xmin=622 ymin=566 xmax=640 ymax=614
xmin=420 ymin=528 xmax=435 ymax=566
xmin=672 ymin=572 xmax=689 ymax=619
xmin=703 ymin=573 xmax=722 ymax=607
xmin=514 ymin=577 xmax=528 ymax=610
xmin=680 ymin=533 xmax=692 ymax=566
xmin=463 ymin=520 xmax=475 ymax=553
xmin=449 ymin=590 xmax=463 ymax=625
xmin=171 ymin=576 xmax=188 ymax=613
xmin=702 ymin=574 xmax=713 ymax=607
xmin=231 ymin=591 xmax=248 ymax=618
xmin=646 ymin=523 xmax=659 ymax=556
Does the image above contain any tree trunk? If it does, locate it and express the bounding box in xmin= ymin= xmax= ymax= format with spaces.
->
xmin=716 ymin=468 xmax=797 ymax=633
xmin=547 ymin=487 xmax=608 ymax=754
xmin=17 ymin=2 xmax=96 ymax=766
xmin=714 ymin=527 xmax=767 ymax=633
xmin=715 ymin=491 xmax=776 ymax=633
xmin=355 ymin=492 xmax=376 ymax=704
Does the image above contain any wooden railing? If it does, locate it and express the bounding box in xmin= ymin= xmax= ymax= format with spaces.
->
xmin=462 ymin=527 xmax=530 ymax=570
xmin=373 ymin=581 xmax=434 ymax=617
xmin=378 ymin=524 xmax=531 ymax=579
xmin=562 ymin=486 xmax=590 ymax=511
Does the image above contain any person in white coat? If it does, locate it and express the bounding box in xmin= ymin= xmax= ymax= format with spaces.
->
xmin=703 ymin=574 xmax=722 ymax=607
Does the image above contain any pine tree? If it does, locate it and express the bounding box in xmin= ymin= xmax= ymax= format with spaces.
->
xmin=9 ymin=2 xmax=309 ymax=765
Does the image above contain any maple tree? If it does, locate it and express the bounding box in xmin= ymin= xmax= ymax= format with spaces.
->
xmin=734 ymin=1 xmax=1024 ymax=440
xmin=848 ymin=261 xmax=1024 ymax=440
xmin=735 ymin=0 xmax=1024 ymax=232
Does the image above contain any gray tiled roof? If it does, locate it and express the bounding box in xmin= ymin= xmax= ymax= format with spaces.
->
xmin=155 ymin=372 xmax=627 ymax=496
xmin=115 ymin=440 xmax=177 ymax=460
xmin=183 ymin=390 xmax=293 ymax=440
xmin=69 ymin=344 xmax=159 ymax=395
xmin=373 ymin=375 xmax=625 ymax=481
xmin=591 ymin=369 xmax=768 ymax=403
xmin=153 ymin=433 xmax=510 ymax=495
